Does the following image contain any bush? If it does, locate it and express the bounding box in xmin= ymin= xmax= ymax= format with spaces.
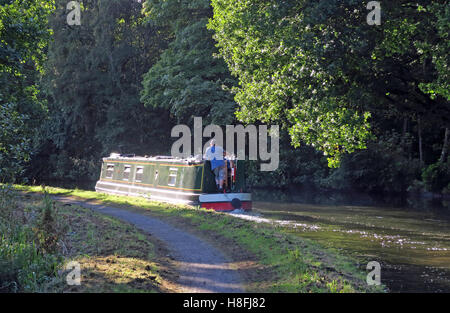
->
xmin=443 ymin=183 xmax=450 ymax=195
xmin=0 ymin=185 xmax=65 ymax=292
xmin=47 ymin=151 xmax=99 ymax=182
xmin=422 ymin=162 xmax=450 ymax=193
xmin=407 ymin=179 xmax=425 ymax=193
xmin=245 ymin=132 xmax=328 ymax=189
xmin=322 ymin=135 xmax=421 ymax=194
xmin=0 ymin=227 xmax=61 ymax=292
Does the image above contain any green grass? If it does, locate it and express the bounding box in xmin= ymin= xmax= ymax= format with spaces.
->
xmin=1 ymin=185 xmax=177 ymax=293
xmin=14 ymin=184 xmax=386 ymax=293
xmin=0 ymin=185 xmax=65 ymax=292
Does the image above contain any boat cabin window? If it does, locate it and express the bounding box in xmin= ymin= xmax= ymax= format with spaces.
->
xmin=168 ymin=168 xmax=178 ymax=186
xmin=135 ymin=167 xmax=144 ymax=182
xmin=106 ymin=164 xmax=114 ymax=179
xmin=123 ymin=165 xmax=131 ymax=181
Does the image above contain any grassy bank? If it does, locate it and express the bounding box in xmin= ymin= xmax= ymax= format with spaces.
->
xmin=1 ymin=185 xmax=177 ymax=293
xmin=13 ymin=185 xmax=385 ymax=293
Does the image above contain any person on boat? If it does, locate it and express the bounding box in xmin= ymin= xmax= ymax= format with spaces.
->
xmin=204 ymin=139 xmax=228 ymax=192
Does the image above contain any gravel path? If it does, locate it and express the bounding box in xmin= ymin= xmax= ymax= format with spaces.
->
xmin=52 ymin=196 xmax=243 ymax=293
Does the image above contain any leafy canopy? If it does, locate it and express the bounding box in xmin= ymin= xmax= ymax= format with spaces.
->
xmin=141 ymin=0 xmax=237 ymax=125
xmin=208 ymin=0 xmax=449 ymax=167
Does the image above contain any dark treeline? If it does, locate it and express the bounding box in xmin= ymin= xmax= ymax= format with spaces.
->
xmin=1 ymin=0 xmax=449 ymax=195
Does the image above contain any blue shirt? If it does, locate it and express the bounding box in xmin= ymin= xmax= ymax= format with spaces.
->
xmin=205 ymin=145 xmax=225 ymax=170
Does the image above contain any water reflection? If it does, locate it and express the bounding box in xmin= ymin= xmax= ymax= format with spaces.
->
xmin=252 ymin=188 xmax=450 ymax=292
xmin=252 ymin=188 xmax=450 ymax=216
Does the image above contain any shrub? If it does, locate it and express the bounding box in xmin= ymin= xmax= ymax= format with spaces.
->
xmin=443 ymin=183 xmax=450 ymax=195
xmin=407 ymin=179 xmax=425 ymax=193
xmin=0 ymin=227 xmax=61 ymax=292
xmin=0 ymin=185 xmax=64 ymax=292
xmin=422 ymin=162 xmax=450 ymax=193
xmin=322 ymin=135 xmax=421 ymax=194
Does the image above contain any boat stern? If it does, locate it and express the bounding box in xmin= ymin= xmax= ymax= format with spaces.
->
xmin=199 ymin=193 xmax=252 ymax=212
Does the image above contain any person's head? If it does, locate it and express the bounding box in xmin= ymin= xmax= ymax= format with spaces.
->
xmin=210 ymin=139 xmax=216 ymax=147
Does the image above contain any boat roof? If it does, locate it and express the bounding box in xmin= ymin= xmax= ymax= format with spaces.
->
xmin=103 ymin=153 xmax=204 ymax=164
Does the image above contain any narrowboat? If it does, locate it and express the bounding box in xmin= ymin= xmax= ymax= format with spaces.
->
xmin=95 ymin=153 xmax=252 ymax=211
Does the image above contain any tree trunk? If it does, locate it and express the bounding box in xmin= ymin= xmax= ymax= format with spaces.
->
xmin=440 ymin=127 xmax=449 ymax=163
xmin=401 ymin=117 xmax=408 ymax=147
xmin=418 ymin=116 xmax=423 ymax=165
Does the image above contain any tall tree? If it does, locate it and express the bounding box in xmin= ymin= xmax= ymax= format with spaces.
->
xmin=35 ymin=0 xmax=172 ymax=182
xmin=0 ymin=0 xmax=54 ymax=182
xmin=0 ymin=103 xmax=30 ymax=182
xmin=140 ymin=0 xmax=237 ymax=125
xmin=208 ymin=0 xmax=449 ymax=167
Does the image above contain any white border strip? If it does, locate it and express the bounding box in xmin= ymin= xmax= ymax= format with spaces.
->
xmin=95 ymin=187 xmax=194 ymax=205
xmin=199 ymin=193 xmax=252 ymax=203
xmin=96 ymin=180 xmax=200 ymax=196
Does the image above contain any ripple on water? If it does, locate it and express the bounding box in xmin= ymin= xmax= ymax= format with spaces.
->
xmin=248 ymin=201 xmax=450 ymax=292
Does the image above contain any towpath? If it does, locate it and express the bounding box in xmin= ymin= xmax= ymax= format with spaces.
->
xmin=51 ymin=195 xmax=243 ymax=293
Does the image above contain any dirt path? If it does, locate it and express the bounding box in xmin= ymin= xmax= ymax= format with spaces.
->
xmin=52 ymin=195 xmax=243 ymax=293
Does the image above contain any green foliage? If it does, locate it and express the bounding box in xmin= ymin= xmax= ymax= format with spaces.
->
xmin=34 ymin=192 xmax=68 ymax=254
xmin=141 ymin=0 xmax=236 ymax=125
xmin=0 ymin=103 xmax=31 ymax=182
xmin=422 ymin=161 xmax=450 ymax=193
xmin=0 ymin=185 xmax=63 ymax=292
xmin=323 ymin=139 xmax=421 ymax=194
xmin=443 ymin=183 xmax=450 ymax=195
xmin=33 ymin=0 xmax=173 ymax=182
xmin=143 ymin=0 xmax=212 ymax=31
xmin=0 ymin=0 xmax=54 ymax=183
xmin=208 ymin=0 xmax=375 ymax=166
xmin=208 ymin=0 xmax=449 ymax=167
xmin=415 ymin=3 xmax=449 ymax=101
xmin=0 ymin=0 xmax=54 ymax=101
xmin=371 ymin=1 xmax=450 ymax=124
xmin=0 ymin=0 xmax=53 ymax=72
xmin=246 ymin=131 xmax=328 ymax=189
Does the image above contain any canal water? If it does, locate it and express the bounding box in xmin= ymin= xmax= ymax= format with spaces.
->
xmin=251 ymin=189 xmax=450 ymax=293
